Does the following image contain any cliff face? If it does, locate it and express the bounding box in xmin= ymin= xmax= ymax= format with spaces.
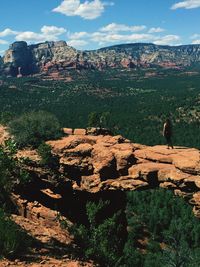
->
xmin=1 ymin=41 xmax=200 ymax=76
xmin=3 ymin=41 xmax=33 ymax=76
xmin=0 ymin=126 xmax=200 ymax=266
xmin=1 ymin=125 xmax=200 ymax=216
xmin=2 ymin=127 xmax=196 ymax=218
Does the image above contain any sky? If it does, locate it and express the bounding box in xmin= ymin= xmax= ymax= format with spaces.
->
xmin=0 ymin=0 xmax=200 ymax=55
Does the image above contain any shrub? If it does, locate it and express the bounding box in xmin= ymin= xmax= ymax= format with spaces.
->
xmin=0 ymin=140 xmax=31 ymax=211
xmin=0 ymin=111 xmax=15 ymax=125
xmin=9 ymin=111 xmax=62 ymax=147
xmin=88 ymin=111 xmax=111 ymax=128
xmin=37 ymin=142 xmax=52 ymax=165
xmin=0 ymin=209 xmax=31 ymax=259
xmin=88 ymin=112 xmax=100 ymax=127
xmin=69 ymin=200 xmax=124 ymax=266
xmin=37 ymin=142 xmax=59 ymax=168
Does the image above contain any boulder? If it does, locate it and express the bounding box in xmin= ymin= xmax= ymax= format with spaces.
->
xmin=63 ymin=128 xmax=73 ymax=135
xmin=74 ymin=129 xmax=87 ymax=135
xmin=86 ymin=127 xmax=113 ymax=136
xmin=92 ymin=144 xmax=117 ymax=180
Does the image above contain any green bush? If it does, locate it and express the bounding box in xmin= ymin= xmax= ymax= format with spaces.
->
xmin=9 ymin=111 xmax=61 ymax=148
xmin=37 ymin=142 xmax=52 ymax=165
xmin=0 ymin=140 xmax=31 ymax=211
xmin=69 ymin=200 xmax=124 ymax=266
xmin=37 ymin=142 xmax=59 ymax=168
xmin=0 ymin=209 xmax=31 ymax=258
xmin=0 ymin=111 xmax=15 ymax=125
xmin=88 ymin=112 xmax=100 ymax=127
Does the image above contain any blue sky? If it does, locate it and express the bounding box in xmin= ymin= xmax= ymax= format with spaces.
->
xmin=0 ymin=0 xmax=200 ymax=55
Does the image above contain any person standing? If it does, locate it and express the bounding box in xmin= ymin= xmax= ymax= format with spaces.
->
xmin=163 ymin=119 xmax=174 ymax=149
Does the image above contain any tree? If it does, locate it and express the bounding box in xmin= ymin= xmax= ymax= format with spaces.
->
xmin=100 ymin=112 xmax=111 ymax=128
xmin=88 ymin=112 xmax=100 ymax=127
xmin=9 ymin=111 xmax=62 ymax=147
xmin=69 ymin=200 xmax=124 ymax=266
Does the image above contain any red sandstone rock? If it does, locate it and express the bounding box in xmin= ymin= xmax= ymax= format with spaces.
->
xmin=63 ymin=128 xmax=73 ymax=135
xmin=92 ymin=144 xmax=116 ymax=180
xmin=101 ymin=177 xmax=149 ymax=191
xmin=160 ymin=182 xmax=177 ymax=189
xmin=80 ymin=175 xmax=101 ymax=192
xmin=128 ymin=162 xmax=174 ymax=181
xmin=0 ymin=125 xmax=9 ymax=144
xmin=1 ymin=124 xmax=200 ymax=216
xmin=16 ymin=149 xmax=40 ymax=162
xmin=74 ymin=129 xmax=87 ymax=135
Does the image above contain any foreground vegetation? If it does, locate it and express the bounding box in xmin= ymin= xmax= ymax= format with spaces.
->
xmin=8 ymin=110 xmax=62 ymax=147
xmin=0 ymin=141 xmax=32 ymax=258
xmin=0 ymin=68 xmax=200 ymax=147
xmin=123 ymin=189 xmax=200 ymax=267
xmin=68 ymin=190 xmax=200 ymax=267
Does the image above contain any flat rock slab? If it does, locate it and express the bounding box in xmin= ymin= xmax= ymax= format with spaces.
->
xmin=134 ymin=145 xmax=200 ymax=175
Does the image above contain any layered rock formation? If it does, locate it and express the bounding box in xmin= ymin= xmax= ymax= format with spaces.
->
xmin=1 ymin=126 xmax=200 ymax=266
xmin=1 ymin=125 xmax=200 ymax=215
xmin=9 ymin=128 xmax=199 ymax=217
xmin=1 ymin=41 xmax=200 ymax=76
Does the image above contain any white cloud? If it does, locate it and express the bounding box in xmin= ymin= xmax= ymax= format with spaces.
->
xmin=190 ymin=33 xmax=200 ymax=39
xmin=100 ymin=23 xmax=146 ymax=33
xmin=154 ymin=35 xmax=181 ymax=45
xmin=148 ymin=27 xmax=165 ymax=33
xmin=68 ymin=31 xmax=90 ymax=40
xmin=171 ymin=0 xmax=200 ymax=10
xmin=90 ymin=32 xmax=155 ymax=45
xmin=41 ymin=26 xmax=66 ymax=36
xmin=66 ymin=27 xmax=182 ymax=47
xmin=192 ymin=39 xmax=200 ymax=44
xmin=68 ymin=39 xmax=88 ymax=48
xmin=53 ymin=0 xmax=80 ymax=16
xmin=0 ymin=28 xmax=19 ymax=37
xmin=15 ymin=26 xmax=67 ymax=43
xmin=0 ymin=39 xmax=8 ymax=45
xmin=53 ymin=0 xmax=114 ymax=20
xmin=16 ymin=32 xmax=48 ymax=42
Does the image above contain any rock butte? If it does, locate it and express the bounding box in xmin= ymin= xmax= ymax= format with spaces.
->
xmin=1 ymin=41 xmax=200 ymax=77
xmin=0 ymin=126 xmax=200 ymax=266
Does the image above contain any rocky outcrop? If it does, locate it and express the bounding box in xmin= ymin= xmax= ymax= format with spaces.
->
xmin=47 ymin=133 xmax=200 ymax=195
xmin=9 ymin=128 xmax=198 ymax=217
xmin=3 ymin=41 xmax=33 ymax=76
xmin=1 ymin=126 xmax=200 ymax=214
xmin=1 ymin=126 xmax=200 ymax=265
xmin=1 ymin=41 xmax=200 ymax=76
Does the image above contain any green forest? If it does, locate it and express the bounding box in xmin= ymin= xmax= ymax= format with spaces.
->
xmin=0 ymin=68 xmax=200 ymax=148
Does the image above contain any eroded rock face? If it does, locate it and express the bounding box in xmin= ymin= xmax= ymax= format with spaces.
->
xmin=1 ymin=126 xmax=200 ymax=211
xmin=1 ymin=41 xmax=200 ymax=76
xmin=46 ymin=132 xmax=200 ymax=215
xmin=47 ymin=135 xmax=200 ymax=194
xmin=1 ymin=125 xmax=200 ymax=219
xmin=3 ymin=41 xmax=33 ymax=76
xmin=1 ymin=126 xmax=200 ymax=265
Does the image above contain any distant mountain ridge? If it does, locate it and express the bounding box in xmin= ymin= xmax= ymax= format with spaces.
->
xmin=1 ymin=41 xmax=200 ymax=77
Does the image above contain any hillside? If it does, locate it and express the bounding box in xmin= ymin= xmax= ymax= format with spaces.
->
xmin=1 ymin=41 xmax=200 ymax=77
